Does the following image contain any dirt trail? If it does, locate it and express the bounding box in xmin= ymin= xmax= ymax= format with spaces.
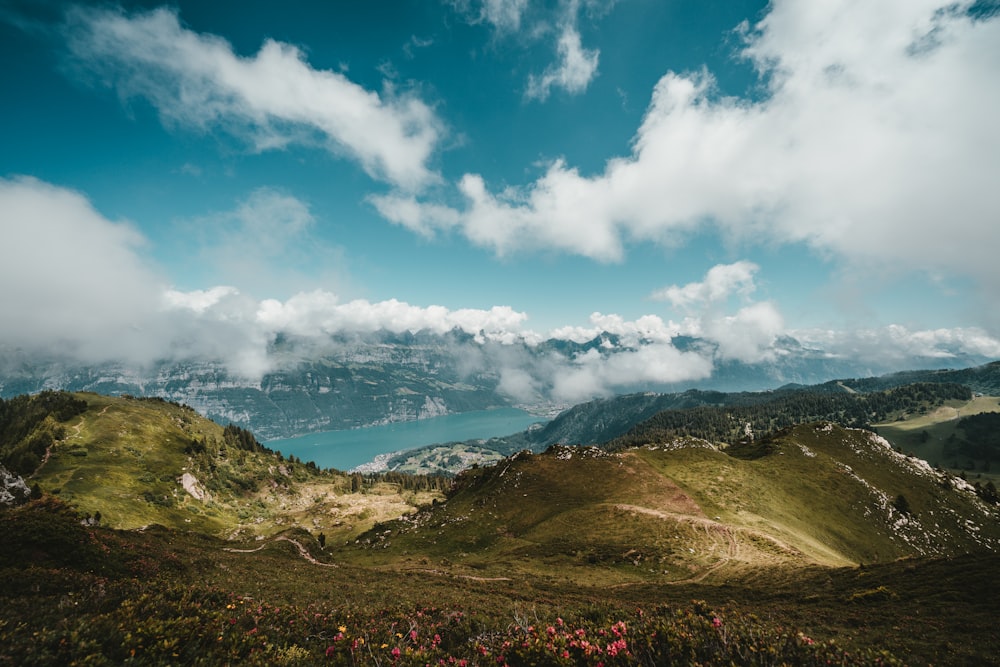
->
xmin=30 ymin=406 xmax=109 ymax=479
xmin=395 ymin=568 xmax=513 ymax=582
xmin=614 ymin=504 xmax=739 ymax=584
xmin=224 ymin=537 xmax=337 ymax=568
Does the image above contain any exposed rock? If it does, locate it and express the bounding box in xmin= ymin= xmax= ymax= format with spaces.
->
xmin=179 ymin=472 xmax=208 ymax=501
xmin=0 ymin=465 xmax=31 ymax=506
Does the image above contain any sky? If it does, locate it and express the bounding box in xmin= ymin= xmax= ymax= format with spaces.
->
xmin=2 ymin=0 xmax=1000 ymax=390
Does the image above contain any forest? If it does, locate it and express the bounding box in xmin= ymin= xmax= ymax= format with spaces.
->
xmin=607 ymin=382 xmax=971 ymax=450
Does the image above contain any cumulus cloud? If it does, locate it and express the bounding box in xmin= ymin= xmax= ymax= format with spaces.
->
xmin=647 ymin=262 xmax=784 ymax=363
xmin=254 ymin=291 xmax=529 ymax=339
xmin=376 ymin=1 xmax=1000 ymax=300
xmin=651 ymin=261 xmax=759 ymax=309
xmin=450 ymin=0 xmax=600 ymax=101
xmin=5 ymin=176 xmax=998 ymax=401
xmin=549 ymin=313 xmax=676 ymax=345
xmin=547 ymin=344 xmax=714 ymax=404
xmin=0 ymin=177 xmax=527 ymax=376
xmin=0 ymin=176 xmax=167 ymax=363
xmin=65 ymin=6 xmax=443 ymax=190
xmin=525 ymin=21 xmax=600 ymax=101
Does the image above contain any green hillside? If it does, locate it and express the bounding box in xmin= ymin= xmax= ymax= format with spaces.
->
xmin=1 ymin=392 xmax=445 ymax=540
xmin=349 ymin=423 xmax=1000 ymax=586
xmin=4 ymin=391 xmax=1000 ymax=664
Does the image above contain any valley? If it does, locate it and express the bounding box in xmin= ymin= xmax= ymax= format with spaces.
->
xmin=3 ymin=367 xmax=1000 ymax=665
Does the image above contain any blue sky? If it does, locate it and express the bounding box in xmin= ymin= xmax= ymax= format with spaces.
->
xmin=2 ymin=0 xmax=1000 ymax=384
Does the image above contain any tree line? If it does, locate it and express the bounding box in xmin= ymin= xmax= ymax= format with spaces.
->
xmin=0 ymin=391 xmax=88 ymax=476
xmin=607 ymin=382 xmax=971 ymax=451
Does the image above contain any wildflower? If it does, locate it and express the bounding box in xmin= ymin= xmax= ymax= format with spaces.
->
xmin=712 ymin=617 xmax=723 ymax=629
xmin=339 ymin=625 xmax=347 ymax=633
xmin=391 ymin=646 xmax=401 ymax=659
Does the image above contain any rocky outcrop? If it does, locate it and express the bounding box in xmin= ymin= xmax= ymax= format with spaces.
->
xmin=0 ymin=465 xmax=31 ymax=506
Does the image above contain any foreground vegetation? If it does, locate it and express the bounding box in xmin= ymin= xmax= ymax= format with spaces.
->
xmin=5 ymin=496 xmax=999 ymax=665
xmin=4 ymin=388 xmax=1000 ymax=664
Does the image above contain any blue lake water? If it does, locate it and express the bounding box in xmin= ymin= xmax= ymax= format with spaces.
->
xmin=265 ymin=408 xmax=542 ymax=472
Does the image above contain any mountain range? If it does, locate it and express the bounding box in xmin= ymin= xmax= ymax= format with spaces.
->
xmin=1 ymin=329 xmax=995 ymax=441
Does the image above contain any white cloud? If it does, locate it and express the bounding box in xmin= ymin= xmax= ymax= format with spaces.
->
xmin=793 ymin=325 xmax=1000 ymax=364
xmin=66 ymin=6 xmax=443 ymax=190
xmin=255 ymin=291 xmax=528 ymax=339
xmin=378 ymin=1 xmax=1000 ymax=303
xmin=704 ymin=301 xmax=785 ymax=363
xmin=0 ymin=177 xmax=524 ymax=377
xmin=651 ymin=261 xmax=759 ymax=309
xmin=549 ymin=312 xmax=676 ymax=345
xmin=4 ymin=177 xmax=996 ymax=399
xmin=0 ymin=176 xmax=167 ymax=363
xmin=647 ymin=262 xmax=783 ymax=363
xmin=451 ymin=0 xmax=600 ymax=101
xmin=497 ymin=366 xmax=542 ymax=402
xmin=448 ymin=0 xmax=529 ymax=32
xmin=525 ymin=22 xmax=600 ymax=101
xmin=548 ymin=344 xmax=714 ymax=404
xmin=482 ymin=0 xmax=530 ymax=32
xmin=163 ymin=286 xmax=239 ymax=314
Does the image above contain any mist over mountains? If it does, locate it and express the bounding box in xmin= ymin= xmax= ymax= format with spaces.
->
xmin=1 ymin=327 xmax=994 ymax=440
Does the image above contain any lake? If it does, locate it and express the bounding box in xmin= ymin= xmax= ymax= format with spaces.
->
xmin=265 ymin=408 xmax=542 ymax=472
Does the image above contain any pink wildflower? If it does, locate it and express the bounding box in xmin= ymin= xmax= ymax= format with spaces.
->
xmin=712 ymin=617 xmax=723 ymax=629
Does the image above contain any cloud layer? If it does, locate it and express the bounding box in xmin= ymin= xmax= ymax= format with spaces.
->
xmin=375 ymin=0 xmax=1000 ymax=294
xmin=65 ymin=6 xmax=443 ymax=190
xmin=3 ymin=177 xmax=998 ymax=402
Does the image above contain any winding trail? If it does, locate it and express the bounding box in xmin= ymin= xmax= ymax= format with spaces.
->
xmin=395 ymin=568 xmax=512 ymax=582
xmin=224 ymin=536 xmax=338 ymax=568
xmin=28 ymin=406 xmax=109 ymax=480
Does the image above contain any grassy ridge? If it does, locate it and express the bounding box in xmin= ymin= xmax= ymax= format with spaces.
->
xmin=19 ymin=392 xmax=444 ymax=542
xmin=349 ymin=424 xmax=1000 ymax=587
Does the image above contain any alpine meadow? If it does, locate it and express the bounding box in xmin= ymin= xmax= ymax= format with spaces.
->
xmin=3 ymin=1 xmax=1000 ymax=665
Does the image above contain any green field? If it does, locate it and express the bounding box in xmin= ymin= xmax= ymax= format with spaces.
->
xmin=876 ymin=395 xmax=1000 ymax=484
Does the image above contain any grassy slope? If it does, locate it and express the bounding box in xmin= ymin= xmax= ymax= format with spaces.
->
xmin=6 ymin=394 xmax=1000 ymax=664
xmin=346 ymin=425 xmax=1000 ymax=589
xmin=2 ymin=496 xmax=998 ymax=665
xmin=31 ymin=393 xmax=440 ymax=541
